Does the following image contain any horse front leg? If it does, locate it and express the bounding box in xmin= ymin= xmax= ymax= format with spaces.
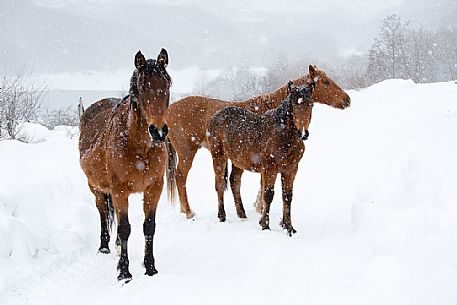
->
xmin=143 ymin=178 xmax=163 ymax=276
xmin=280 ymin=166 xmax=298 ymax=236
xmin=259 ymin=172 xmax=276 ymax=230
xmin=212 ymin=156 xmax=228 ymax=222
xmin=112 ymin=190 xmax=132 ymax=282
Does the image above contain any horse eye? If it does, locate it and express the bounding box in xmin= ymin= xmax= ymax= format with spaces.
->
xmin=323 ymin=79 xmax=330 ymax=85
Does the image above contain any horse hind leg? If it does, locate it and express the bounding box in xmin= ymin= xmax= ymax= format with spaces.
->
xmin=90 ymin=185 xmax=113 ymax=254
xmin=175 ymin=149 xmax=197 ymax=219
xmin=254 ymin=181 xmax=265 ymax=214
xmin=229 ymin=164 xmax=247 ymax=219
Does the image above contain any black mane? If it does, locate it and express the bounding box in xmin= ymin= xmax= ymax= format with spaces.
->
xmin=129 ymin=59 xmax=172 ymax=99
xmin=274 ymin=84 xmax=313 ymax=151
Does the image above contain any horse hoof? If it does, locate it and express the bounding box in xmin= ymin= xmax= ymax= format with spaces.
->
xmin=259 ymin=222 xmax=270 ymax=231
xmin=286 ymin=228 xmax=297 ymax=237
xmin=117 ymin=272 xmax=132 ymax=283
xmin=145 ymin=268 xmax=158 ymax=276
xmin=98 ymin=247 xmax=110 ymax=254
xmin=219 ymin=217 xmax=226 ymax=222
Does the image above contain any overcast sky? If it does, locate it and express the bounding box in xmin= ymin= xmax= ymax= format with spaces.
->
xmin=1 ymin=0 xmax=455 ymax=73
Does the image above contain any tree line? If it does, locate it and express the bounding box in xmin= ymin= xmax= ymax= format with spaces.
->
xmin=193 ymin=14 xmax=457 ymax=100
xmin=366 ymin=14 xmax=457 ymax=84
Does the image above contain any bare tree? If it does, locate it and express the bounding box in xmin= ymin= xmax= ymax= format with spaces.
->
xmin=41 ymin=106 xmax=80 ymax=130
xmin=406 ymin=28 xmax=435 ymax=83
xmin=0 ymin=74 xmax=46 ymax=140
xmin=263 ymin=55 xmax=306 ymax=93
xmin=435 ymin=28 xmax=457 ymax=81
xmin=366 ymin=14 xmax=410 ymax=82
xmin=192 ymin=67 xmax=266 ymax=101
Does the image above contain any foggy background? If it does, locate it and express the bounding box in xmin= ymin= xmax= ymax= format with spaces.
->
xmin=1 ymin=0 xmax=456 ymax=73
xmin=0 ymin=0 xmax=456 ymax=114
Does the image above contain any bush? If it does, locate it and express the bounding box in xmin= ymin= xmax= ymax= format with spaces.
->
xmin=0 ymin=74 xmax=46 ymax=141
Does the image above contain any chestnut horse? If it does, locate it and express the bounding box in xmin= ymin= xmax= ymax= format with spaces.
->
xmin=166 ymin=66 xmax=351 ymax=219
xmin=207 ymin=81 xmax=315 ymax=236
xmin=79 ymin=49 xmax=171 ymax=282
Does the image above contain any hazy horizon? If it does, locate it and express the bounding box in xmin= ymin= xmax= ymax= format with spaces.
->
xmin=1 ymin=0 xmax=455 ymax=75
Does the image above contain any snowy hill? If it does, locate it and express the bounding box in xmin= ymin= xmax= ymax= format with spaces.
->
xmin=1 ymin=79 xmax=457 ymax=305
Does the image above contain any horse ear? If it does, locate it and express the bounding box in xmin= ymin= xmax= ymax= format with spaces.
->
xmin=135 ymin=50 xmax=147 ymax=70
xmin=287 ymin=81 xmax=294 ymax=92
xmin=309 ymin=65 xmax=316 ymax=77
xmin=157 ymin=48 xmax=169 ymax=68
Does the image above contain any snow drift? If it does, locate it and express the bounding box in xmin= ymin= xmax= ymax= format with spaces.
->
xmin=1 ymin=79 xmax=456 ymax=305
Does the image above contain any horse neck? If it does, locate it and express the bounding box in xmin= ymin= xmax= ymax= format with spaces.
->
xmin=241 ymin=84 xmax=288 ymax=112
xmin=126 ymin=100 xmax=149 ymax=144
xmin=274 ymin=97 xmax=295 ymax=128
xmin=244 ymin=75 xmax=308 ymax=112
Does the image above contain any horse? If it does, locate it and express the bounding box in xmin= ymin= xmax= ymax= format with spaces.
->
xmin=165 ymin=65 xmax=351 ymax=219
xmin=79 ymin=49 xmax=171 ymax=282
xmin=207 ymin=81 xmax=315 ymax=236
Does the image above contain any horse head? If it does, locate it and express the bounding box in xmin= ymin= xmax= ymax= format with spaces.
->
xmin=306 ymin=65 xmax=351 ymax=110
xmin=133 ymin=49 xmax=171 ymax=142
xmin=287 ymin=80 xmax=315 ymax=140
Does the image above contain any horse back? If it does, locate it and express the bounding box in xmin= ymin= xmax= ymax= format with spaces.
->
xmin=79 ymin=98 xmax=121 ymax=156
xmin=208 ymin=106 xmax=265 ymax=153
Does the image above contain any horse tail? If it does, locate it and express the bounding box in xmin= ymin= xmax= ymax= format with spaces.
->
xmin=165 ymin=137 xmax=177 ymax=206
xmin=78 ymin=97 xmax=85 ymax=119
xmin=224 ymin=161 xmax=229 ymax=191
xmin=104 ymin=193 xmax=115 ymax=232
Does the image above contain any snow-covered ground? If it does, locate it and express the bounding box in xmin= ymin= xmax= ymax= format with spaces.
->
xmin=1 ymin=79 xmax=457 ymax=305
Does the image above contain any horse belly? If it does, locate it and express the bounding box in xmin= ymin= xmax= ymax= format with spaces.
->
xmin=226 ymin=146 xmax=264 ymax=173
xmin=80 ymin=149 xmax=111 ymax=191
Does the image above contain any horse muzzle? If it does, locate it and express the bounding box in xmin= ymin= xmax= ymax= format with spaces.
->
xmin=148 ymin=124 xmax=168 ymax=142
xmin=301 ymin=129 xmax=309 ymax=141
xmin=343 ymin=97 xmax=351 ymax=109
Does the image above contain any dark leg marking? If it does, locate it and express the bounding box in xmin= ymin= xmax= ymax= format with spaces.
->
xmin=280 ymin=191 xmax=297 ymax=236
xmin=143 ymin=214 xmax=158 ymax=276
xmin=259 ymin=187 xmax=274 ymax=230
xmin=117 ymin=214 xmax=132 ymax=282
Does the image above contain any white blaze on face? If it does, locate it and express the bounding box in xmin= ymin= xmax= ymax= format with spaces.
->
xmin=298 ymin=97 xmax=303 ymax=104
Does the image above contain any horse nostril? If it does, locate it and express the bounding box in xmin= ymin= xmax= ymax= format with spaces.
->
xmin=148 ymin=124 xmax=167 ymax=142
xmin=344 ymin=98 xmax=351 ymax=108
xmin=301 ymin=130 xmax=309 ymax=141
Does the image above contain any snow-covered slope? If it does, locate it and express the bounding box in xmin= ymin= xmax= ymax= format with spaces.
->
xmin=1 ymin=80 xmax=457 ymax=305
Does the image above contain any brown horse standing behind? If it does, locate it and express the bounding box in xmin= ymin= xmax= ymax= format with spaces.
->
xmin=166 ymin=66 xmax=351 ymax=219
xmin=207 ymin=81 xmax=315 ymax=236
xmin=79 ymin=49 xmax=171 ymax=282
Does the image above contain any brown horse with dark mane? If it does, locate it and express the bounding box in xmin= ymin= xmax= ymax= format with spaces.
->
xmin=166 ymin=66 xmax=350 ymax=219
xmin=207 ymin=80 xmax=315 ymax=235
xmin=79 ymin=49 xmax=171 ymax=282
